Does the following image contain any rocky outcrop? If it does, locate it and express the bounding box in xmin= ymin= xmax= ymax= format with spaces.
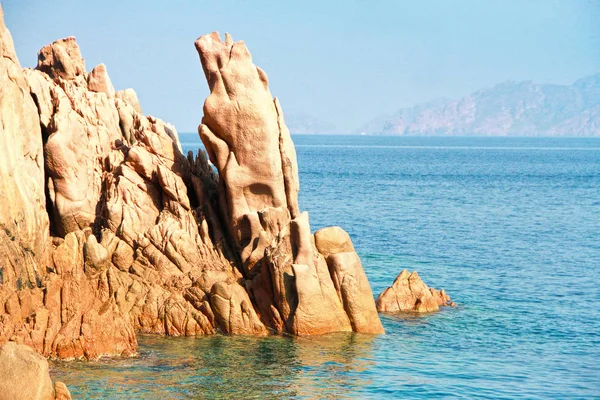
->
xmin=27 ymin=32 xmax=264 ymax=356
xmin=376 ymin=270 xmax=454 ymax=313
xmin=0 ymin=342 xmax=71 ymax=399
xmin=0 ymin=4 xmax=385 ymax=365
xmin=0 ymin=4 xmax=50 ymax=315
xmin=314 ymin=227 xmax=383 ymax=332
xmin=0 ymin=5 xmax=263 ymax=357
xmin=195 ymin=32 xmax=384 ymax=335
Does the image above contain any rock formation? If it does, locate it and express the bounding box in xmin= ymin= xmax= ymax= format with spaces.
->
xmin=0 ymin=5 xmax=264 ymax=359
xmin=0 ymin=4 xmax=50 ymax=319
xmin=0 ymin=342 xmax=71 ymax=399
xmin=376 ymin=270 xmax=453 ymax=313
xmin=0 ymin=4 xmax=384 ymax=365
xmin=196 ymin=32 xmax=384 ymax=335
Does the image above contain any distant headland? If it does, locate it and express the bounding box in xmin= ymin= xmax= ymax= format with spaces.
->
xmin=287 ymin=74 xmax=600 ymax=136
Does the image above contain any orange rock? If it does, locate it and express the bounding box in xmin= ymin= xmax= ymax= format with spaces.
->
xmin=87 ymin=63 xmax=115 ymax=98
xmin=376 ymin=270 xmax=452 ymax=313
xmin=314 ymin=226 xmax=355 ymax=257
xmin=0 ymin=342 xmax=61 ymax=400
xmin=1 ymin=15 xmax=240 ymax=356
xmin=195 ymin=32 xmax=299 ymax=275
xmin=0 ymin=10 xmax=388 ymax=362
xmin=0 ymin=2 xmax=50 ymax=303
xmin=430 ymin=287 xmax=452 ymax=306
xmin=54 ymin=381 xmax=72 ymax=400
xmin=36 ymin=36 xmax=85 ymax=80
xmin=316 ymin=227 xmax=384 ymax=334
xmin=326 ymin=249 xmax=385 ymax=334
xmin=195 ymin=33 xmax=383 ymax=335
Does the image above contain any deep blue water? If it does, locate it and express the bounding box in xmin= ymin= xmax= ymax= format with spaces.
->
xmin=52 ymin=135 xmax=600 ymax=399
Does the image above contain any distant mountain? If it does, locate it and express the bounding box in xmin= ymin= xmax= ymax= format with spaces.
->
xmin=284 ymin=113 xmax=338 ymax=134
xmin=358 ymin=73 xmax=600 ymax=136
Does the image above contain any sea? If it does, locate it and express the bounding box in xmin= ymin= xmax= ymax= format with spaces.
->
xmin=51 ymin=135 xmax=600 ymax=399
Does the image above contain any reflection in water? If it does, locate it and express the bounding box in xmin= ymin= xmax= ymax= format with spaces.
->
xmin=292 ymin=333 xmax=376 ymax=397
xmin=51 ymin=332 xmax=376 ymax=399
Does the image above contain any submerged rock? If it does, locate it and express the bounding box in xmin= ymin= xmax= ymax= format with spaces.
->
xmin=376 ymin=270 xmax=453 ymax=313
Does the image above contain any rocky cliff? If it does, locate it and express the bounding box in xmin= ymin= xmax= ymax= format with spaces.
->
xmin=359 ymin=75 xmax=600 ymax=136
xmin=0 ymin=5 xmax=383 ymax=361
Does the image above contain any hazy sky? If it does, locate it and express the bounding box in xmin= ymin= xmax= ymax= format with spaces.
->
xmin=3 ymin=0 xmax=600 ymax=132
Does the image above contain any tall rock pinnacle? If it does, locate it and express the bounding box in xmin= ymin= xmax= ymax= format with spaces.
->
xmin=196 ymin=32 xmax=384 ymax=335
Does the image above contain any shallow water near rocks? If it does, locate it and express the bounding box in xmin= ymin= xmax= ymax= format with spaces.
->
xmin=51 ymin=135 xmax=600 ymax=398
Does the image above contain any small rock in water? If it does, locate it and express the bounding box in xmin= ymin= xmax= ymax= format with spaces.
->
xmin=376 ymin=269 xmax=453 ymax=313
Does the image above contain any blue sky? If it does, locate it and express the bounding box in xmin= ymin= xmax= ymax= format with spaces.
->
xmin=3 ymin=0 xmax=599 ymax=132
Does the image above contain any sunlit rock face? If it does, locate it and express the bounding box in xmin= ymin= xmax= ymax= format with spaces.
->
xmin=0 ymin=3 xmax=265 ymax=359
xmin=195 ymin=32 xmax=384 ymax=335
xmin=0 ymin=342 xmax=71 ymax=399
xmin=0 ymin=3 xmax=50 ymax=311
xmin=376 ymin=270 xmax=453 ymax=313
xmin=0 ymin=5 xmax=385 ymax=363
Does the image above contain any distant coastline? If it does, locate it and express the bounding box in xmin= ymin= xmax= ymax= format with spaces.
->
xmin=358 ymin=73 xmax=600 ymax=137
xmin=278 ymin=73 xmax=600 ymax=137
xmin=178 ymin=132 xmax=600 ymax=141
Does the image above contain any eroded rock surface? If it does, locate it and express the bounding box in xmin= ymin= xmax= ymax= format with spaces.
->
xmin=0 ymin=4 xmax=50 ymax=315
xmin=1 ymin=5 xmax=387 ymax=365
xmin=315 ymin=227 xmax=384 ymax=333
xmin=195 ymin=32 xmax=384 ymax=335
xmin=0 ymin=5 xmax=263 ymax=359
xmin=0 ymin=342 xmax=71 ymax=400
xmin=376 ymin=270 xmax=453 ymax=313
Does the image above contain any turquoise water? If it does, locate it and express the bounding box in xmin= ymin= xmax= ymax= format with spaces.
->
xmin=52 ymin=136 xmax=600 ymax=398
